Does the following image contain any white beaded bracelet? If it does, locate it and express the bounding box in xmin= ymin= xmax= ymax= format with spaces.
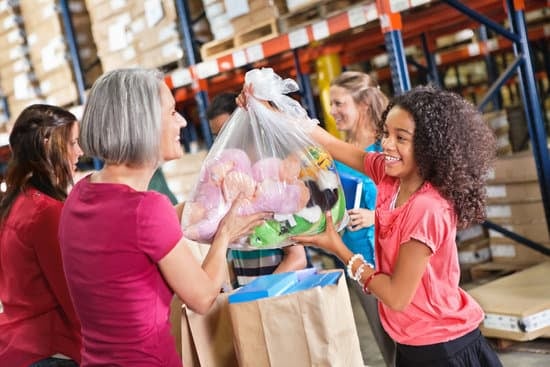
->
xmin=346 ymin=253 xmax=364 ymax=278
xmin=353 ymin=262 xmax=368 ymax=282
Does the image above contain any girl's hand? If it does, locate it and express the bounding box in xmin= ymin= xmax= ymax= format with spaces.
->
xmin=347 ymin=208 xmax=375 ymax=231
xmin=216 ymin=196 xmax=271 ymax=244
xmin=236 ymin=84 xmax=274 ymax=111
xmin=292 ymin=211 xmax=346 ymax=256
xmin=236 ymin=85 xmax=253 ymax=110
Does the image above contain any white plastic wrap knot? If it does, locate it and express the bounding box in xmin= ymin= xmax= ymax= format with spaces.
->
xmin=244 ymin=68 xmax=319 ymax=129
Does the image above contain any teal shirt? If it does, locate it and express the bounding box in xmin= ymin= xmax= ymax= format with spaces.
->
xmin=335 ymin=141 xmax=381 ymax=266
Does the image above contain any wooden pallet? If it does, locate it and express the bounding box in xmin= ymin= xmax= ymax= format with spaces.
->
xmin=200 ymin=20 xmax=279 ymax=60
xmin=279 ymin=0 xmax=366 ymax=33
xmin=488 ymin=336 xmax=550 ymax=352
xmin=200 ymin=37 xmax=237 ymax=61
xmin=468 ymin=261 xmax=531 ymax=283
xmin=235 ymin=19 xmax=279 ymax=47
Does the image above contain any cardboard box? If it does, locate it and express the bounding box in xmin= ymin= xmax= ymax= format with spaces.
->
xmin=458 ymin=238 xmax=491 ymax=266
xmin=485 ymin=181 xmax=542 ymax=204
xmin=45 ymin=82 xmax=79 ymax=107
xmin=458 ymin=238 xmax=491 ymax=283
xmin=488 ymin=221 xmax=550 ymax=244
xmin=28 ymin=37 xmax=69 ymax=78
xmin=485 ymin=201 xmax=546 ymax=224
xmin=489 ymin=237 xmax=549 ymax=264
xmin=98 ymin=46 xmax=138 ymax=71
xmin=39 ymin=65 xmax=74 ymax=95
xmin=137 ymin=40 xmax=183 ymax=69
xmin=92 ymin=12 xmax=133 ymax=53
xmin=0 ymin=57 xmax=32 ymax=82
xmin=468 ymin=262 xmax=550 ymax=341
xmin=0 ymin=27 xmax=25 ymax=49
xmin=0 ymin=44 xmax=27 ymax=68
xmin=231 ymin=5 xmax=281 ymax=32
xmin=86 ymin=0 xmax=132 ymax=22
xmin=469 ymin=261 xmax=531 ymax=282
xmin=130 ymin=0 xmax=177 ymax=23
xmin=0 ymin=12 xmax=23 ymax=37
xmin=486 ymin=150 xmax=539 ymax=184
xmin=456 ymin=224 xmax=487 ymax=244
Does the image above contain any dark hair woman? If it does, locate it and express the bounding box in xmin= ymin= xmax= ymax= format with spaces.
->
xmin=0 ymin=104 xmax=83 ymax=367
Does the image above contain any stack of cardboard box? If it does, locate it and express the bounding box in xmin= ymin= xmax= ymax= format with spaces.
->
xmin=481 ymin=151 xmax=549 ymax=274
xmin=0 ymin=0 xmax=40 ymax=124
xmin=86 ymin=0 xmax=139 ymax=71
xmin=86 ymin=0 xmax=204 ymax=72
xmin=20 ymin=0 xmax=101 ymax=107
xmin=456 ymin=224 xmax=491 ymax=283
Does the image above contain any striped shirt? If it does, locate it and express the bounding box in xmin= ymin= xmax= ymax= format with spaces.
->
xmin=230 ymin=248 xmax=283 ymax=287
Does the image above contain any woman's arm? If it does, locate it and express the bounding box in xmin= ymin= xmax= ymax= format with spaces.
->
xmin=159 ymin=200 xmax=270 ymax=314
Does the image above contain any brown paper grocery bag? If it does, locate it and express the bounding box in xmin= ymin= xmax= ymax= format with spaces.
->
xmin=177 ymin=238 xmax=238 ymax=366
xmin=180 ymin=293 xmax=238 ymax=367
xmin=229 ymin=269 xmax=364 ymax=367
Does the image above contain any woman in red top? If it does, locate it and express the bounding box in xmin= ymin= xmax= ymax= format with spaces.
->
xmin=0 ymin=105 xmax=83 ymax=367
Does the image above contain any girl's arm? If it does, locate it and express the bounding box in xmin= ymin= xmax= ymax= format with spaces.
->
xmin=310 ymin=125 xmax=366 ymax=173
xmin=293 ymin=212 xmax=431 ymax=311
xmin=361 ymin=240 xmax=431 ymax=311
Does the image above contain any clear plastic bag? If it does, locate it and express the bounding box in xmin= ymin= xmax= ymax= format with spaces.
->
xmin=181 ymin=68 xmax=347 ymax=249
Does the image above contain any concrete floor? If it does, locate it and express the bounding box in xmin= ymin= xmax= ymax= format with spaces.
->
xmin=348 ymin=285 xmax=550 ymax=367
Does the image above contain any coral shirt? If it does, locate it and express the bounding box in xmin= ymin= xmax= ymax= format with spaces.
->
xmin=59 ymin=176 xmax=183 ymax=367
xmin=364 ymin=153 xmax=484 ymax=346
xmin=0 ymin=188 xmax=81 ymax=366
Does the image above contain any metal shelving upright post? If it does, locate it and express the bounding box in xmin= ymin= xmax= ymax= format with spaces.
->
xmin=174 ymin=0 xmax=214 ymax=149
xmin=58 ymin=0 xmax=86 ymax=105
xmin=377 ymin=0 xmax=411 ymax=95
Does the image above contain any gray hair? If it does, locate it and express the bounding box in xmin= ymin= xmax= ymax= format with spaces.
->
xmin=80 ymin=68 xmax=164 ymax=166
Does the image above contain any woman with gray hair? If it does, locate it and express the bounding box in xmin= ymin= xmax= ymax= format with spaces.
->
xmin=58 ymin=68 xmax=269 ymax=367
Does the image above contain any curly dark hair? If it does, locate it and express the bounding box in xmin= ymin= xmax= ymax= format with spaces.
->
xmin=378 ymin=86 xmax=496 ymax=229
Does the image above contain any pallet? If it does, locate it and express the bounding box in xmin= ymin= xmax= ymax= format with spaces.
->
xmin=200 ymin=37 xmax=237 ymax=61
xmin=468 ymin=261 xmax=531 ymax=284
xmin=200 ymin=20 xmax=279 ymax=60
xmin=235 ymin=19 xmax=279 ymax=47
xmin=279 ymin=0 xmax=366 ymax=33
xmin=488 ymin=336 xmax=550 ymax=353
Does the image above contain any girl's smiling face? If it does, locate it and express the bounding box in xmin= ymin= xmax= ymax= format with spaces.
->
xmin=381 ymin=107 xmax=421 ymax=183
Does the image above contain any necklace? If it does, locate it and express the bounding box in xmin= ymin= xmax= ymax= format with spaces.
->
xmin=389 ymin=185 xmax=400 ymax=210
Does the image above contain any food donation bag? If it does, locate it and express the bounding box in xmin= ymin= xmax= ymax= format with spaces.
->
xmin=181 ymin=68 xmax=347 ymax=249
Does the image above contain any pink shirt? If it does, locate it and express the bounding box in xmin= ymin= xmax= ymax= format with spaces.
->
xmin=0 ymin=188 xmax=81 ymax=366
xmin=59 ymin=176 xmax=183 ymax=366
xmin=364 ymin=153 xmax=483 ymax=346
